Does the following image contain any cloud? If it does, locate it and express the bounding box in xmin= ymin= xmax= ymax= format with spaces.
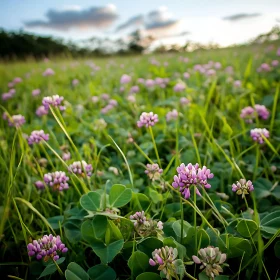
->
xmin=115 ymin=15 xmax=144 ymax=31
xmin=223 ymin=13 xmax=261 ymax=21
xmin=25 ymin=4 xmax=118 ymax=31
xmin=115 ymin=6 xmax=180 ymax=32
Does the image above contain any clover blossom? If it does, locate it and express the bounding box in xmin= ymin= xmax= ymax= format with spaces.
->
xmin=120 ymin=74 xmax=131 ymax=84
xmin=4 ymin=114 xmax=26 ymax=127
xmin=149 ymin=246 xmax=179 ymax=280
xmin=27 ymin=234 xmax=68 ymax=261
xmin=166 ymin=109 xmax=179 ymax=122
xmin=232 ymin=179 xmax=254 ymax=199
xmin=32 ymin=89 xmax=41 ymax=96
xmin=42 ymin=95 xmax=65 ymax=111
xmin=192 ymin=246 xmax=227 ymax=280
xmin=145 ymin=163 xmax=163 ymax=181
xmin=68 ymin=160 xmax=93 ymax=177
xmin=43 ymin=68 xmax=55 ymax=76
xmin=44 ymin=171 xmax=69 ymax=191
xmin=28 ymin=130 xmax=49 ymax=145
xmin=36 ymin=106 xmax=49 ymax=117
xmin=250 ymin=128 xmax=269 ymax=144
xmin=137 ymin=112 xmax=158 ymax=128
xmin=172 ymin=163 xmax=214 ymax=199
xmin=254 ymin=104 xmax=269 ymax=120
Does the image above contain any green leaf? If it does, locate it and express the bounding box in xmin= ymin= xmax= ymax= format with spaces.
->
xmin=47 ymin=215 xmax=64 ymax=230
xmin=128 ymin=251 xmax=149 ymax=278
xmin=237 ymin=219 xmax=258 ymax=238
xmin=260 ymin=211 xmax=280 ymax=238
xmin=65 ymin=262 xmax=89 ymax=280
xmin=80 ymin=192 xmax=101 ymax=211
xmin=137 ymin=237 xmax=163 ymax=257
xmin=172 ymin=220 xmax=191 ymax=239
xmin=227 ymin=237 xmax=252 ymax=258
xmin=173 ymin=259 xmax=185 ymax=277
xmin=91 ymin=239 xmax=124 ymax=264
xmin=147 ymin=188 xmax=163 ymax=204
xmin=274 ymin=241 xmax=280 ymax=259
xmin=64 ymin=220 xmax=82 ymax=243
xmin=253 ymin=178 xmax=272 ymax=199
xmin=163 ymin=237 xmax=186 ymax=259
xmin=88 ymin=264 xmax=116 ymax=280
xmin=136 ymin=272 xmax=162 ymax=280
xmin=109 ymin=184 xmax=132 ymax=208
xmin=105 ymin=220 xmax=123 ymax=244
xmin=39 ymin=257 xmax=65 ymax=279
xmin=131 ymin=193 xmax=150 ymax=211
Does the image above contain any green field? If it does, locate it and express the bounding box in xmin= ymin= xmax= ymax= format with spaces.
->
xmin=0 ymin=44 xmax=280 ymax=280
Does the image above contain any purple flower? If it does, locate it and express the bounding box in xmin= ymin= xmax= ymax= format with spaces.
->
xmin=43 ymin=68 xmax=55 ymax=76
xmin=32 ymin=89 xmax=41 ymax=96
xmin=101 ymin=104 xmax=114 ymax=114
xmin=72 ymin=79 xmax=79 ymax=86
xmin=250 ymin=128 xmax=269 ymax=144
xmin=13 ymin=77 xmax=22 ymax=84
xmin=145 ymin=79 xmax=155 ymax=88
xmin=254 ymin=104 xmax=269 ymax=120
xmin=277 ymin=48 xmax=280 ymax=56
xmin=5 ymin=114 xmax=26 ymax=127
xmin=166 ymin=109 xmax=179 ymax=122
xmin=172 ymin=163 xmax=214 ymax=199
xmin=101 ymin=93 xmax=110 ymax=100
xmin=206 ymin=69 xmax=216 ymax=76
xmin=271 ymin=60 xmax=279 ymax=67
xmin=92 ymin=96 xmax=99 ymax=103
xmin=44 ymin=171 xmax=69 ymax=191
xmin=232 ymin=178 xmax=254 ymax=199
xmin=2 ymin=92 xmax=13 ymax=101
xmin=28 ymin=130 xmax=49 ymax=145
xmin=233 ymin=80 xmax=242 ymax=87
xmin=130 ymin=85 xmax=139 ymax=94
xmin=35 ymin=181 xmax=45 ymax=189
xmin=130 ymin=211 xmax=147 ymax=227
xmin=240 ymin=106 xmax=255 ymax=123
xmin=68 ymin=160 xmax=93 ymax=177
xmin=180 ymin=97 xmax=190 ymax=106
xmin=42 ymin=95 xmax=65 ymax=111
xmin=145 ymin=163 xmax=163 ymax=181
xmin=183 ymin=72 xmax=190 ymax=79
xmin=257 ymin=63 xmax=271 ymax=73
xmin=108 ymin=99 xmax=118 ymax=106
xmin=27 ymin=234 xmax=68 ymax=261
xmin=120 ymin=74 xmax=131 ymax=84
xmin=173 ymin=83 xmax=186 ymax=92
xmin=137 ymin=112 xmax=159 ymax=128
xmin=62 ymin=152 xmax=71 ymax=161
xmin=36 ymin=106 xmax=49 ymax=117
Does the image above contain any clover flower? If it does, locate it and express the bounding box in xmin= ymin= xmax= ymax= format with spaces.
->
xmin=44 ymin=171 xmax=69 ymax=191
xmin=145 ymin=163 xmax=163 ymax=181
xmin=254 ymin=104 xmax=269 ymax=120
xmin=130 ymin=85 xmax=139 ymax=94
xmin=42 ymin=95 xmax=65 ymax=111
xmin=250 ymin=128 xmax=269 ymax=144
xmin=32 ymin=89 xmax=41 ymax=96
xmin=183 ymin=72 xmax=190 ymax=79
xmin=137 ymin=112 xmax=158 ymax=128
xmin=43 ymin=68 xmax=55 ymax=76
xmin=72 ymin=79 xmax=79 ymax=86
xmin=62 ymin=152 xmax=71 ymax=161
xmin=35 ymin=181 xmax=45 ymax=189
xmin=146 ymin=79 xmax=155 ymax=88
xmin=120 ymin=74 xmax=131 ymax=84
xmin=28 ymin=130 xmax=49 ymax=145
xmin=173 ymin=83 xmax=186 ymax=92
xmin=192 ymin=246 xmax=227 ymax=280
xmin=233 ymin=80 xmax=241 ymax=87
xmin=36 ymin=106 xmax=49 ymax=117
xmin=13 ymin=77 xmax=22 ymax=84
xmin=27 ymin=234 xmax=68 ymax=261
xmin=166 ymin=109 xmax=179 ymax=122
xmin=240 ymin=106 xmax=255 ymax=123
xmin=271 ymin=60 xmax=279 ymax=67
xmin=172 ymin=163 xmax=214 ymax=199
xmin=4 ymin=114 xmax=26 ymax=127
xmin=180 ymin=97 xmax=190 ymax=106
xmin=130 ymin=211 xmax=147 ymax=227
xmin=68 ymin=160 xmax=93 ymax=177
xmin=149 ymin=246 xmax=178 ymax=280
xmin=232 ymin=179 xmax=254 ymax=199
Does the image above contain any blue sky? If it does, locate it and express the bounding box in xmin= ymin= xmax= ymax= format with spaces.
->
xmin=1 ymin=0 xmax=280 ymax=46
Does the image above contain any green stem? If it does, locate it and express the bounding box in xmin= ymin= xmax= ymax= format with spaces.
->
xmin=194 ymin=187 xmax=197 ymax=255
xmin=149 ymin=126 xmax=162 ymax=168
xmin=184 ymin=270 xmax=198 ymax=280
xmin=180 ymin=196 xmax=184 ymax=244
xmin=52 ymin=258 xmax=64 ymax=276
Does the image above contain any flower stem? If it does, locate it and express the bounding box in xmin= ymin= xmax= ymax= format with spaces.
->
xmin=180 ymin=196 xmax=184 ymax=244
xmin=149 ymin=126 xmax=162 ymax=168
xmin=52 ymin=258 xmax=64 ymax=276
xmin=184 ymin=270 xmax=198 ymax=280
xmin=194 ymin=187 xmax=197 ymax=254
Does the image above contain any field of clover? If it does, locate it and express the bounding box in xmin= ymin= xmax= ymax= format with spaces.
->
xmin=0 ymin=44 xmax=280 ymax=280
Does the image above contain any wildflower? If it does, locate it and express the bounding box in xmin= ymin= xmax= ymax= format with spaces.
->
xmin=130 ymin=85 xmax=139 ymax=94
xmin=32 ymin=89 xmax=41 ymax=96
xmin=214 ymin=62 xmax=222 ymax=69
xmin=172 ymin=163 xmax=214 ymax=199
xmin=206 ymin=69 xmax=216 ymax=76
xmin=250 ymin=128 xmax=269 ymax=144
xmin=277 ymin=48 xmax=280 ymax=56
xmin=271 ymin=60 xmax=279 ymax=67
xmin=232 ymin=179 xmax=254 ymax=199
xmin=42 ymin=95 xmax=65 ymax=111
xmin=5 ymin=114 xmax=26 ymax=127
xmin=240 ymin=106 xmax=255 ymax=123
xmin=145 ymin=79 xmax=155 ymax=88
xmin=233 ymin=80 xmax=241 ymax=87
xmin=257 ymin=63 xmax=270 ymax=72
xmin=137 ymin=112 xmax=159 ymax=128
xmin=13 ymin=77 xmax=22 ymax=84
xmin=149 ymin=246 xmax=178 ymax=280
xmin=183 ymin=72 xmax=190 ymax=79
xmin=254 ymin=104 xmax=269 ymax=120
xmin=62 ymin=152 xmax=71 ymax=161
xmin=28 ymin=130 xmax=49 ymax=145
xmin=36 ymin=106 xmax=49 ymax=117
xmin=180 ymin=97 xmax=190 ymax=106
xmin=43 ymin=68 xmax=55 ymax=76
xmin=137 ymin=78 xmax=145 ymax=84
xmin=173 ymin=83 xmax=186 ymax=92
xmin=101 ymin=93 xmax=110 ymax=100
xmin=72 ymin=79 xmax=79 ymax=86
xmin=127 ymin=95 xmax=136 ymax=103
xmin=92 ymin=96 xmax=99 ymax=103
xmin=192 ymin=246 xmax=227 ymax=280
xmin=145 ymin=163 xmax=163 ymax=181
xmin=2 ymin=92 xmax=13 ymax=101
xmin=108 ymin=166 xmax=119 ymax=175
xmin=35 ymin=181 xmax=45 ymax=189
xmin=166 ymin=109 xmax=179 ymax=122
xmin=68 ymin=161 xmax=93 ymax=177
xmin=120 ymin=74 xmax=131 ymax=84
xmin=27 ymin=234 xmax=68 ymax=261
xmin=108 ymin=99 xmax=118 ymax=106
xmin=8 ymin=82 xmax=14 ymax=88
xmin=44 ymin=171 xmax=69 ymax=191
xmin=130 ymin=211 xmax=146 ymax=227
xmin=101 ymin=104 xmax=114 ymax=114
xmin=93 ymin=118 xmax=107 ymax=131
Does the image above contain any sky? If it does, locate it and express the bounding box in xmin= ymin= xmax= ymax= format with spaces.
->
xmin=0 ymin=0 xmax=280 ymax=47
